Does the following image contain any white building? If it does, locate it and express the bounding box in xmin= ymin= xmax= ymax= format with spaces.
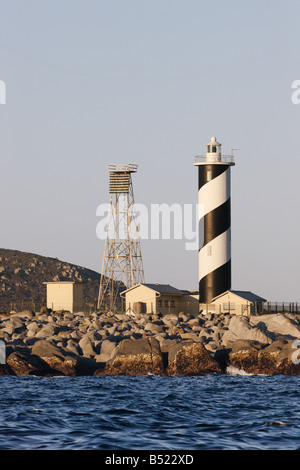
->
xmin=209 ymin=290 xmax=267 ymax=316
xmin=121 ymin=283 xmax=199 ymax=316
xmin=44 ymin=281 xmax=83 ymax=313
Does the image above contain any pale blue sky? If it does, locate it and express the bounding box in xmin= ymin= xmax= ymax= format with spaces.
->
xmin=0 ymin=0 xmax=300 ymax=301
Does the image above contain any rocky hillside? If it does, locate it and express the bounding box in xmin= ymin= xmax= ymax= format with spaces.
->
xmin=0 ymin=248 xmax=101 ymax=312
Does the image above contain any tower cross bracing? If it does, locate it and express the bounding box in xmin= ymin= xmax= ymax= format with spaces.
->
xmin=97 ymin=164 xmax=145 ymax=311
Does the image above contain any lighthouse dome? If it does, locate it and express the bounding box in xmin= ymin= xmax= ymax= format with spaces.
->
xmin=206 ymin=136 xmax=222 ymax=162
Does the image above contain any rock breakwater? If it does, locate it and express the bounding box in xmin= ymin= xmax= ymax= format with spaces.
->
xmin=1 ymin=309 xmax=300 ymax=376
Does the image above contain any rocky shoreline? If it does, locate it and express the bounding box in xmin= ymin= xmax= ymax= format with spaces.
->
xmin=1 ymin=309 xmax=300 ymax=377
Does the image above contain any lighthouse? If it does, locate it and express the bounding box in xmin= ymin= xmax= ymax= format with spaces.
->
xmin=194 ymin=137 xmax=235 ymax=305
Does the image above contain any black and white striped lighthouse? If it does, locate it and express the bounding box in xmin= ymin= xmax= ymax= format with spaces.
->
xmin=194 ymin=137 xmax=235 ymax=304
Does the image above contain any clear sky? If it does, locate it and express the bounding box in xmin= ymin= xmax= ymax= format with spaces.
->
xmin=0 ymin=0 xmax=300 ymax=301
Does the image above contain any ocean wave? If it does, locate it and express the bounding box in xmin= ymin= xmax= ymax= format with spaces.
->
xmin=226 ymin=366 xmax=254 ymax=376
xmin=0 ymin=375 xmax=300 ymax=450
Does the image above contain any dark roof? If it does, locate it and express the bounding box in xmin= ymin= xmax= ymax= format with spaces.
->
xmin=143 ymin=283 xmax=184 ymax=295
xmin=229 ymin=290 xmax=267 ymax=302
xmin=181 ymin=290 xmax=199 ymax=296
xmin=43 ymin=281 xmax=84 ymax=284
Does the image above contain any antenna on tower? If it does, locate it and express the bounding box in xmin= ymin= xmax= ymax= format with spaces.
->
xmin=97 ymin=164 xmax=145 ymax=312
xmin=231 ymin=148 xmax=240 ymax=158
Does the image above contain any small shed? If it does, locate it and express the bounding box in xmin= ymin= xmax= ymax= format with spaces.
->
xmin=212 ymin=290 xmax=267 ymax=316
xmin=44 ymin=281 xmax=83 ymax=313
xmin=122 ymin=283 xmax=199 ymax=315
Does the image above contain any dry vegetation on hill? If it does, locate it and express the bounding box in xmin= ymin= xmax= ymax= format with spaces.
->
xmin=0 ymin=248 xmax=101 ymax=312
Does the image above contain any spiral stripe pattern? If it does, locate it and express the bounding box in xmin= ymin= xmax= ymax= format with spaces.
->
xmin=198 ymin=164 xmax=232 ymax=304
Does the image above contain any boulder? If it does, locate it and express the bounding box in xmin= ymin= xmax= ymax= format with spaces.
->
xmin=167 ymin=342 xmax=222 ymax=376
xmin=26 ymin=321 xmax=40 ymax=332
xmin=10 ymin=310 xmax=35 ymax=321
xmin=0 ymin=363 xmax=15 ymax=376
xmin=95 ymin=339 xmax=117 ymax=363
xmin=31 ymin=340 xmax=79 ymax=376
xmin=66 ymin=339 xmax=80 ymax=356
xmin=263 ymin=340 xmax=300 ymax=375
xmin=228 ymin=339 xmax=300 ymax=375
xmin=144 ymin=322 xmax=165 ymax=334
xmin=158 ymin=338 xmax=179 ymax=353
xmin=231 ymin=339 xmax=265 ymax=353
xmin=79 ymin=335 xmax=95 ymax=357
xmin=162 ymin=315 xmax=178 ymax=328
xmin=35 ymin=324 xmax=57 ymax=338
xmin=249 ymin=314 xmax=300 ymax=340
xmin=1 ymin=326 xmax=14 ymax=336
xmin=96 ymin=337 xmax=164 ymax=376
xmin=222 ymin=315 xmax=272 ymax=346
xmin=6 ymin=348 xmax=52 ymax=376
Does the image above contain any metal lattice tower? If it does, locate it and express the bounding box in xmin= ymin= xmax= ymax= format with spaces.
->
xmin=97 ymin=164 xmax=145 ymax=311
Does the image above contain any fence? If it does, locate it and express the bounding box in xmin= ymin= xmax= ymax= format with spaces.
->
xmin=200 ymin=301 xmax=300 ymax=316
xmin=262 ymin=302 xmax=300 ymax=314
xmin=2 ymin=298 xmax=300 ymax=317
xmin=3 ymin=299 xmax=99 ymax=315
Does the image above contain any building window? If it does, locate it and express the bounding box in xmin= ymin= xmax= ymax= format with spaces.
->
xmin=212 ymin=146 xmax=217 ymax=153
xmin=157 ymin=299 xmax=162 ymax=308
xmin=170 ymin=300 xmax=175 ymax=308
xmin=207 ymin=170 xmax=212 ymax=181
xmin=164 ymin=300 xmax=169 ymax=307
xmin=223 ymin=302 xmax=235 ymax=310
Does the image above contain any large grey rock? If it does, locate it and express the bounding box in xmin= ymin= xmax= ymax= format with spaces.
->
xmin=2 ymin=317 xmax=25 ymax=332
xmin=0 ymin=326 xmax=15 ymax=336
xmin=79 ymin=335 xmax=95 ymax=357
xmin=35 ymin=324 xmax=57 ymax=338
xmin=162 ymin=314 xmax=178 ymax=328
xmin=222 ymin=315 xmax=272 ymax=346
xmin=95 ymin=339 xmax=117 ymax=363
xmin=7 ymin=348 xmax=52 ymax=376
xmin=230 ymin=339 xmax=265 ymax=353
xmin=10 ymin=310 xmax=34 ymax=321
xmin=31 ymin=340 xmax=78 ymax=376
xmin=66 ymin=339 xmax=80 ymax=356
xmin=96 ymin=337 xmax=164 ymax=376
xmin=167 ymin=342 xmax=222 ymax=376
xmin=27 ymin=321 xmax=40 ymax=332
xmin=249 ymin=314 xmax=300 ymax=340
xmin=144 ymin=322 xmax=165 ymax=334
xmin=228 ymin=339 xmax=300 ymax=375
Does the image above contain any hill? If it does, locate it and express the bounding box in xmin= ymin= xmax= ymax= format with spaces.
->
xmin=0 ymin=248 xmax=101 ymax=312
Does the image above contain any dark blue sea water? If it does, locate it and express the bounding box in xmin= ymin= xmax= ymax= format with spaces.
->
xmin=0 ymin=371 xmax=300 ymax=450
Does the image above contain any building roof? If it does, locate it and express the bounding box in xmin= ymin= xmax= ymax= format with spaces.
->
xmin=122 ymin=283 xmax=184 ymax=296
xmin=213 ymin=290 xmax=267 ymax=303
xmin=144 ymin=283 xmax=184 ymax=295
xmin=181 ymin=289 xmax=199 ymax=296
xmin=43 ymin=281 xmax=84 ymax=285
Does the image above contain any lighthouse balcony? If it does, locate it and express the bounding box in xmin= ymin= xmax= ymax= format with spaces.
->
xmin=194 ymin=155 xmax=235 ymax=165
